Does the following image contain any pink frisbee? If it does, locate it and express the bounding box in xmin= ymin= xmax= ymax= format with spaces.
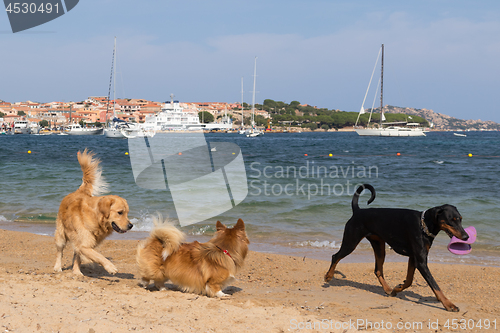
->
xmin=447 ymin=226 xmax=477 ymax=255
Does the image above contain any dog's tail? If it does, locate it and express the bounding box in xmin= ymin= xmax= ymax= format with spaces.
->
xmin=136 ymin=217 xmax=185 ymax=281
xmin=77 ymin=149 xmax=108 ymax=196
xmin=351 ymin=184 xmax=376 ymax=212
xmin=140 ymin=216 xmax=186 ymax=261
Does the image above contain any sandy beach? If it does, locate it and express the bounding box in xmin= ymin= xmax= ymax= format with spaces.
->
xmin=0 ymin=229 xmax=499 ymax=333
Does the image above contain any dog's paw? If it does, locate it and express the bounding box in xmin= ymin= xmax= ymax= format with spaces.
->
xmin=215 ymin=290 xmax=230 ymax=298
xmin=53 ymin=266 xmax=62 ymax=273
xmin=72 ymin=269 xmax=84 ymax=276
xmin=105 ymin=264 xmax=118 ymax=275
xmin=446 ymin=304 xmax=460 ymax=312
xmin=154 ymin=282 xmax=166 ymax=291
xmin=138 ymin=279 xmax=149 ymax=288
xmin=390 ymin=284 xmax=403 ymax=296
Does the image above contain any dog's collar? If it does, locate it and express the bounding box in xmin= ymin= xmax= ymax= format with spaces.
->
xmin=421 ymin=210 xmax=436 ymax=239
xmin=215 ymin=245 xmax=233 ymax=259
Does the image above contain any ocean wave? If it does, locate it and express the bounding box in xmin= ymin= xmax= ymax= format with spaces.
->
xmin=293 ymin=240 xmax=340 ymax=249
xmin=0 ymin=215 xmax=10 ymax=222
xmin=187 ymin=225 xmax=214 ymax=236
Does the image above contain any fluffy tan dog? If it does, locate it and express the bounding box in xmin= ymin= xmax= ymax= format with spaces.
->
xmin=136 ymin=218 xmax=249 ymax=297
xmin=53 ymin=149 xmax=133 ymax=275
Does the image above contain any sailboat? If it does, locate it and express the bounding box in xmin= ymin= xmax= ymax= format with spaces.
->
xmin=246 ymin=57 xmax=263 ymax=137
xmin=355 ymin=44 xmax=426 ymax=137
xmin=104 ymin=37 xmax=142 ymax=138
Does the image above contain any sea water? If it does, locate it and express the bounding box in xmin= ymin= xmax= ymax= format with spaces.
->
xmin=0 ymin=131 xmax=499 ymax=265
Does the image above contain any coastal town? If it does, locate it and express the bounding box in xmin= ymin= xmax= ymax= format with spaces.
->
xmin=1 ymin=96 xmax=499 ymax=135
xmin=0 ymin=97 xmax=273 ymax=134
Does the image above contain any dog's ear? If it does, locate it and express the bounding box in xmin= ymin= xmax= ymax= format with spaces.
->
xmin=216 ymin=221 xmax=226 ymax=231
xmin=98 ymin=196 xmax=115 ymax=219
xmin=434 ymin=206 xmax=447 ymax=223
xmin=234 ymin=219 xmax=245 ymax=230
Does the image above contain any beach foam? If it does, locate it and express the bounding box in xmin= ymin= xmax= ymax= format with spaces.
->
xmin=293 ymin=240 xmax=340 ymax=249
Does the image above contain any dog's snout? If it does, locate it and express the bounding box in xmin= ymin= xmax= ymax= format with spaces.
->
xmin=127 ymin=223 xmax=133 ymax=230
xmin=460 ymin=232 xmax=469 ymax=241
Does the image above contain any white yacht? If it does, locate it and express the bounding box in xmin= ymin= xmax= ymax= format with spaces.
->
xmin=143 ymin=95 xmax=233 ymax=132
xmin=14 ymin=120 xmax=30 ymax=134
xmin=13 ymin=120 xmax=30 ymax=134
xmin=143 ymin=96 xmax=201 ymax=132
xmin=356 ymin=122 xmax=427 ymax=137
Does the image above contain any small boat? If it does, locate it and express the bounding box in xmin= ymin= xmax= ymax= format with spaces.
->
xmin=103 ymin=38 xmax=146 ymax=139
xmin=29 ymin=122 xmax=40 ymax=134
xmin=38 ymin=129 xmax=54 ymax=135
xmin=65 ymin=123 xmax=104 ymax=135
xmin=453 ymin=133 xmax=467 ymax=137
xmin=246 ymin=128 xmax=263 ymax=137
xmin=246 ymin=57 xmax=263 ymax=138
xmin=104 ymin=118 xmax=143 ymax=138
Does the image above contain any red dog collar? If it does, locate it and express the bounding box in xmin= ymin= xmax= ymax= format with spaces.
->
xmin=216 ymin=245 xmax=232 ymax=259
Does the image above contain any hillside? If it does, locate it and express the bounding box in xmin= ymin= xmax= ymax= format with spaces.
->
xmin=258 ymin=99 xmax=499 ymax=131
xmin=380 ymin=105 xmax=500 ymax=130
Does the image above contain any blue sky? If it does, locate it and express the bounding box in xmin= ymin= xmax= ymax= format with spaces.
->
xmin=1 ymin=0 xmax=500 ymax=122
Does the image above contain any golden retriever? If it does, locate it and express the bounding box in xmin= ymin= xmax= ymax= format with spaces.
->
xmin=53 ymin=149 xmax=133 ymax=275
xmin=136 ymin=217 xmax=249 ymax=297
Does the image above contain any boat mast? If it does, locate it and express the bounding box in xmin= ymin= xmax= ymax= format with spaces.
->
xmin=379 ymin=44 xmax=384 ymax=126
xmin=251 ymin=57 xmax=257 ymax=129
xmin=105 ymin=37 xmax=116 ymax=125
xmin=113 ymin=37 xmax=117 ymax=119
xmin=241 ymin=76 xmax=244 ymax=127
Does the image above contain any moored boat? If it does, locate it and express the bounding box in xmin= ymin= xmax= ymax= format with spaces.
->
xmin=65 ymin=123 xmax=104 ymax=135
xmin=13 ymin=120 xmax=30 ymax=134
xmin=355 ymin=44 xmax=426 ymax=137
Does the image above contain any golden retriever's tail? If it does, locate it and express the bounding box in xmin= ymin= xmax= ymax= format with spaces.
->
xmin=77 ymin=149 xmax=109 ymax=196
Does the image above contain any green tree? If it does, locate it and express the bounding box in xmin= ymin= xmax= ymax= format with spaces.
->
xmin=17 ymin=111 xmax=26 ymax=116
xmin=254 ymin=115 xmax=267 ymax=126
xmin=198 ymin=111 xmax=214 ymax=123
xmin=263 ymin=99 xmax=276 ymax=108
xmin=39 ymin=120 xmax=49 ymax=127
xmin=302 ymin=123 xmax=318 ymax=130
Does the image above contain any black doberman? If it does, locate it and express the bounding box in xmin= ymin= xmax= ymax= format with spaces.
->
xmin=324 ymin=184 xmax=469 ymax=311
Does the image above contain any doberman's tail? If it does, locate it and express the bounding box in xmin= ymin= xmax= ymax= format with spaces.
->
xmin=351 ymin=184 xmax=376 ymax=212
